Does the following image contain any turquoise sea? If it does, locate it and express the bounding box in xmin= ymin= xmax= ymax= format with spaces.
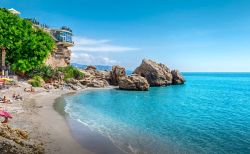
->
xmin=63 ymin=73 xmax=250 ymax=154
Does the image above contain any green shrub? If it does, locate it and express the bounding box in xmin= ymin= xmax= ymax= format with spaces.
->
xmin=28 ymin=65 xmax=55 ymax=82
xmin=57 ymin=66 xmax=84 ymax=80
xmin=28 ymin=65 xmax=84 ymax=82
xmin=28 ymin=75 xmax=45 ymax=87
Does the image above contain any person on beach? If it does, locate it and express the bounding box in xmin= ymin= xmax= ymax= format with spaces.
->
xmin=1 ymin=117 xmax=9 ymax=124
xmin=12 ymin=94 xmax=23 ymax=101
xmin=24 ymin=87 xmax=35 ymax=93
xmin=0 ymin=96 xmax=11 ymax=104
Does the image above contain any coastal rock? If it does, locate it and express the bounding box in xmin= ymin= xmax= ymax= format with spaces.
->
xmin=67 ymin=83 xmax=80 ymax=90
xmin=84 ymin=65 xmax=97 ymax=76
xmin=80 ymin=78 xmax=109 ymax=88
xmin=133 ymin=59 xmax=173 ymax=86
xmin=65 ymin=79 xmax=86 ymax=90
xmin=85 ymin=65 xmax=97 ymax=71
xmin=95 ymin=70 xmax=111 ymax=81
xmin=110 ymin=65 xmax=126 ymax=86
xmin=80 ymin=70 xmax=92 ymax=78
xmin=0 ymin=124 xmax=44 ymax=154
xmin=65 ymin=78 xmax=79 ymax=84
xmin=171 ymin=70 xmax=185 ymax=85
xmin=87 ymin=79 xmax=109 ymax=88
xmin=119 ymin=74 xmax=149 ymax=91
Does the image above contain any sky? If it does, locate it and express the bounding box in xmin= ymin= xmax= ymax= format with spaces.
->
xmin=1 ymin=0 xmax=250 ymax=72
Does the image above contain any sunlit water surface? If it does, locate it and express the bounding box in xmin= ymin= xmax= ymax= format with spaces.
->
xmin=64 ymin=73 xmax=250 ymax=154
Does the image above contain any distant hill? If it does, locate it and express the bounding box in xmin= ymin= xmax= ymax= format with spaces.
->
xmin=71 ymin=63 xmax=112 ymax=71
xmin=71 ymin=63 xmax=133 ymax=75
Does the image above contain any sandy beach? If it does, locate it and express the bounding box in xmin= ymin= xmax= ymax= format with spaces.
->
xmin=0 ymin=82 xmax=94 ymax=154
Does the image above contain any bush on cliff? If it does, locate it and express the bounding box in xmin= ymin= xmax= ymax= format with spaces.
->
xmin=28 ymin=75 xmax=45 ymax=87
xmin=28 ymin=65 xmax=84 ymax=82
xmin=0 ymin=8 xmax=55 ymax=74
xmin=57 ymin=66 xmax=84 ymax=80
xmin=28 ymin=65 xmax=55 ymax=82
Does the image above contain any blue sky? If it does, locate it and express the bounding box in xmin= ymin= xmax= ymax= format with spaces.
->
xmin=1 ymin=0 xmax=250 ymax=72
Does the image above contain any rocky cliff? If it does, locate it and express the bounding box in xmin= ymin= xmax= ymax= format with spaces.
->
xmin=45 ymin=43 xmax=71 ymax=68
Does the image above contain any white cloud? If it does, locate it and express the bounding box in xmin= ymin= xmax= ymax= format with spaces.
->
xmin=74 ymin=37 xmax=110 ymax=46
xmin=72 ymin=36 xmax=140 ymax=52
xmin=71 ymin=53 xmax=119 ymax=65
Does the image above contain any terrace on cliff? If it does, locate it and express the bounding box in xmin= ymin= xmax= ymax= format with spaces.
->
xmin=25 ymin=17 xmax=74 ymax=68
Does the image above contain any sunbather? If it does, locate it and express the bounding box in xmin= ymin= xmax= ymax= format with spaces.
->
xmin=0 ymin=96 xmax=11 ymax=104
xmin=24 ymin=87 xmax=35 ymax=92
xmin=12 ymin=94 xmax=23 ymax=101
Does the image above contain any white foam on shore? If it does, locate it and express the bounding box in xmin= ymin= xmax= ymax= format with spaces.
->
xmin=62 ymin=89 xmax=181 ymax=154
xmin=63 ymin=96 xmax=144 ymax=154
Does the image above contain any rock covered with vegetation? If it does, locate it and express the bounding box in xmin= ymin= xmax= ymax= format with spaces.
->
xmin=0 ymin=8 xmax=55 ymax=74
xmin=27 ymin=65 xmax=85 ymax=89
xmin=0 ymin=124 xmax=44 ymax=154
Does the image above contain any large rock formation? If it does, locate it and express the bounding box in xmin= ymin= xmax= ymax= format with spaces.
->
xmin=79 ymin=78 xmax=109 ymax=88
xmin=110 ymin=65 xmax=126 ymax=86
xmin=45 ymin=44 xmax=71 ymax=68
xmin=171 ymin=70 xmax=185 ymax=85
xmin=134 ymin=59 xmax=185 ymax=86
xmin=119 ymin=74 xmax=149 ymax=91
xmin=133 ymin=59 xmax=173 ymax=86
xmin=78 ymin=66 xmax=110 ymax=88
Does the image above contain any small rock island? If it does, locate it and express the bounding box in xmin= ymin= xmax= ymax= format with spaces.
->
xmin=119 ymin=59 xmax=185 ymax=90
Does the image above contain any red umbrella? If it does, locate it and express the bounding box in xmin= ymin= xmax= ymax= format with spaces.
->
xmin=0 ymin=110 xmax=13 ymax=118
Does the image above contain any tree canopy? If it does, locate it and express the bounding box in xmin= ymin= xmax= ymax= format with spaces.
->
xmin=0 ymin=8 xmax=55 ymax=73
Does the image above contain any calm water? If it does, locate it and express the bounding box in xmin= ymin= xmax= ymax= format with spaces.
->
xmin=64 ymin=73 xmax=250 ymax=154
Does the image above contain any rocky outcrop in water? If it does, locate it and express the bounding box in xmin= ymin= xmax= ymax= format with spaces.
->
xmin=171 ymin=70 xmax=185 ymax=85
xmin=133 ymin=59 xmax=173 ymax=86
xmin=119 ymin=74 xmax=149 ymax=91
xmin=0 ymin=124 xmax=44 ymax=154
xmin=110 ymin=65 xmax=126 ymax=86
xmin=133 ymin=59 xmax=185 ymax=86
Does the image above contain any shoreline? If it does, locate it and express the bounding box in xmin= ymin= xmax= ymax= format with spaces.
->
xmin=54 ymin=91 xmax=126 ymax=154
xmin=1 ymin=84 xmax=123 ymax=154
xmin=10 ymin=87 xmax=93 ymax=154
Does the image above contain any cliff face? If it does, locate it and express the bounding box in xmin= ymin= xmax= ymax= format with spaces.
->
xmin=45 ymin=43 xmax=71 ymax=68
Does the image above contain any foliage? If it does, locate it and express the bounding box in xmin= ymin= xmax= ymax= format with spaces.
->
xmin=28 ymin=65 xmax=84 ymax=82
xmin=28 ymin=65 xmax=55 ymax=82
xmin=57 ymin=65 xmax=84 ymax=80
xmin=0 ymin=8 xmax=55 ymax=73
xmin=28 ymin=75 xmax=45 ymax=87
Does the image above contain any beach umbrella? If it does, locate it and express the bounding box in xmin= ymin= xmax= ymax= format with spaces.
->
xmin=0 ymin=110 xmax=13 ymax=118
xmin=0 ymin=78 xmax=12 ymax=81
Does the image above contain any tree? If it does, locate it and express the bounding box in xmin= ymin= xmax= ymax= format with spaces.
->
xmin=0 ymin=8 xmax=55 ymax=73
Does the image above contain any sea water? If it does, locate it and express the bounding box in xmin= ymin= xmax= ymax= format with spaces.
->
xmin=64 ymin=73 xmax=250 ymax=154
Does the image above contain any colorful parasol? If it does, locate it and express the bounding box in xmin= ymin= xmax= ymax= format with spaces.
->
xmin=0 ymin=110 xmax=13 ymax=118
